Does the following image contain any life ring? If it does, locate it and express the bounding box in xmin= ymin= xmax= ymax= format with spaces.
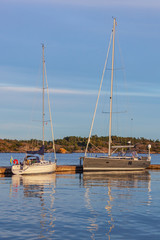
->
xmin=13 ymin=159 xmax=19 ymax=164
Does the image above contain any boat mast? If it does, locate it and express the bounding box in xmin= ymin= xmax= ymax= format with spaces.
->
xmin=44 ymin=61 xmax=57 ymax=161
xmin=108 ymin=18 xmax=116 ymax=156
xmin=42 ymin=44 xmax=57 ymax=161
xmin=42 ymin=44 xmax=45 ymax=147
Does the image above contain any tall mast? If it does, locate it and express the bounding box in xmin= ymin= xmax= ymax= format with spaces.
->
xmin=42 ymin=44 xmax=45 ymax=146
xmin=108 ymin=18 xmax=116 ymax=156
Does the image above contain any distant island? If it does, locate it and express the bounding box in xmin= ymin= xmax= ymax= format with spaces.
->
xmin=0 ymin=136 xmax=159 ymax=154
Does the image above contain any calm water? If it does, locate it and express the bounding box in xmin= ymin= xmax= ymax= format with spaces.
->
xmin=0 ymin=153 xmax=160 ymax=240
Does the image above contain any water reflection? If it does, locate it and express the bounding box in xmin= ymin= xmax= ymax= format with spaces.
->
xmin=83 ymin=171 xmax=151 ymax=240
xmin=12 ymin=174 xmax=56 ymax=239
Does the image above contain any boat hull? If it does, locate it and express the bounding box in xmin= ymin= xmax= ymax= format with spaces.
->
xmin=83 ymin=156 xmax=150 ymax=171
xmin=12 ymin=162 xmax=56 ymax=175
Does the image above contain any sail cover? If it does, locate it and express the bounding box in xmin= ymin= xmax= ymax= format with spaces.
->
xmin=27 ymin=145 xmax=44 ymax=155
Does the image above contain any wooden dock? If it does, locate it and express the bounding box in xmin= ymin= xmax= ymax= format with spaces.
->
xmin=0 ymin=166 xmax=12 ymax=175
xmin=0 ymin=165 xmax=83 ymax=176
xmin=147 ymin=164 xmax=160 ymax=169
xmin=56 ymin=165 xmax=83 ymax=173
xmin=0 ymin=164 xmax=159 ymax=176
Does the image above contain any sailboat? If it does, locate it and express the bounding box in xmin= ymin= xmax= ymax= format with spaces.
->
xmin=82 ymin=18 xmax=151 ymax=171
xmin=12 ymin=44 xmax=56 ymax=175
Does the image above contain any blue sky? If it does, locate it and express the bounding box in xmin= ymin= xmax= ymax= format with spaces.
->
xmin=0 ymin=0 xmax=160 ymax=140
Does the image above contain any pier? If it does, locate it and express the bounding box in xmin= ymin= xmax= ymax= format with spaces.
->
xmin=0 ymin=165 xmax=83 ymax=175
xmin=0 ymin=164 xmax=160 ymax=176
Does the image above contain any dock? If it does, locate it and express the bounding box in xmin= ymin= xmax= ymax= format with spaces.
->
xmin=56 ymin=165 xmax=83 ymax=173
xmin=0 ymin=164 xmax=159 ymax=176
xmin=0 ymin=166 xmax=12 ymax=175
xmin=0 ymin=165 xmax=83 ymax=176
xmin=147 ymin=164 xmax=160 ymax=169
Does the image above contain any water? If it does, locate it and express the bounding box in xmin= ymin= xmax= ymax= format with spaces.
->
xmin=0 ymin=153 xmax=160 ymax=240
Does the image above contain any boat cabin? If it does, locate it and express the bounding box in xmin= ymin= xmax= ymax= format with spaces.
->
xmin=24 ymin=155 xmax=40 ymax=165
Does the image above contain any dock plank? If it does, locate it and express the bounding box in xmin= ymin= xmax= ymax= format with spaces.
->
xmin=0 ymin=166 xmax=12 ymax=175
xmin=147 ymin=164 xmax=160 ymax=169
xmin=56 ymin=165 xmax=83 ymax=173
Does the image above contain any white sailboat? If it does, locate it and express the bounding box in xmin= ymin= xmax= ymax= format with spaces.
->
xmin=12 ymin=44 xmax=56 ymax=175
xmin=82 ymin=18 xmax=151 ymax=171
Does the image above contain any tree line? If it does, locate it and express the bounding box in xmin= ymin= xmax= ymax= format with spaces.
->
xmin=0 ymin=136 xmax=159 ymax=153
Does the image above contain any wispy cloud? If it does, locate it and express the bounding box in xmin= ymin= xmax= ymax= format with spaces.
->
xmin=2 ymin=0 xmax=160 ymax=9
xmin=0 ymin=85 xmax=97 ymax=95
xmin=0 ymin=85 xmax=160 ymax=98
xmin=118 ymin=91 xmax=160 ymax=98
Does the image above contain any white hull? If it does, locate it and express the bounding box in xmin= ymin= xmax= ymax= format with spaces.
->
xmin=12 ymin=162 xmax=56 ymax=175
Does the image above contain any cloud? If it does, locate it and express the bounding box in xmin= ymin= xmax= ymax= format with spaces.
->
xmin=0 ymin=85 xmax=97 ymax=95
xmin=0 ymin=85 xmax=160 ymax=98
xmin=119 ymin=91 xmax=160 ymax=98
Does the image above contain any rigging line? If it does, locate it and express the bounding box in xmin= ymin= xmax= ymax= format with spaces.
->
xmin=90 ymin=142 xmax=106 ymax=154
xmin=101 ymin=80 xmax=108 ymax=121
xmin=106 ymin=67 xmax=124 ymax=70
xmin=44 ymin=63 xmax=57 ymax=161
xmin=114 ymin=40 xmax=119 ymax=138
xmin=28 ymin=57 xmax=42 ymax=144
xmin=102 ymin=111 xmax=127 ymax=114
xmin=85 ymin=31 xmax=113 ymax=156
xmin=116 ymin=30 xmax=130 ymax=136
xmin=115 ymin=29 xmax=126 ymax=79
xmin=108 ymin=18 xmax=116 ymax=156
xmin=42 ymin=44 xmax=45 ymax=147
xmin=32 ymin=120 xmax=51 ymax=122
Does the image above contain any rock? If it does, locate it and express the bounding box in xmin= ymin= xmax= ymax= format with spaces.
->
xmin=57 ymin=148 xmax=67 ymax=154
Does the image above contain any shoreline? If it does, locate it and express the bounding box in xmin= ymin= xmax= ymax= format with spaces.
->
xmin=1 ymin=136 xmax=160 ymax=154
xmin=0 ymin=150 xmax=159 ymax=154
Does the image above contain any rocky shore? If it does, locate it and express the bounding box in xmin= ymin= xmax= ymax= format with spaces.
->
xmin=0 ymin=136 xmax=159 ymax=154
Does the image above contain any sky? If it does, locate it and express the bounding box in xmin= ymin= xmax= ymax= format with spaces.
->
xmin=0 ymin=0 xmax=160 ymax=141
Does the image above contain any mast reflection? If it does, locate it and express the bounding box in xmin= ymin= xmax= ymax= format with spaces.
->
xmin=83 ymin=171 xmax=151 ymax=240
xmin=12 ymin=174 xmax=56 ymax=239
